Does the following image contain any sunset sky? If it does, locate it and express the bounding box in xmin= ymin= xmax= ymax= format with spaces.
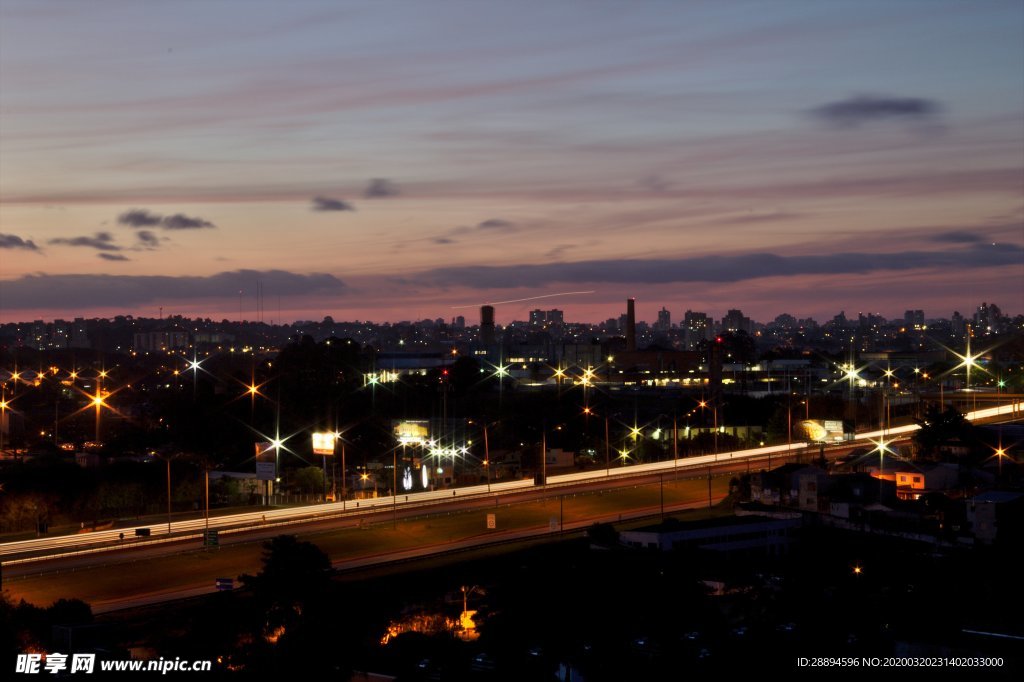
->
xmin=1 ymin=0 xmax=1022 ymax=326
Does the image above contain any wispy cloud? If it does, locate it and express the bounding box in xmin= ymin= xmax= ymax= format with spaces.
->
xmin=48 ymin=232 xmax=121 ymax=251
xmin=477 ymin=219 xmax=514 ymax=230
xmin=98 ymin=253 xmax=130 ymax=261
xmin=136 ymin=230 xmax=161 ymax=248
xmin=117 ymin=209 xmax=163 ymax=227
xmin=364 ymin=178 xmax=399 ymax=198
xmin=710 ymin=211 xmax=805 ymax=225
xmin=311 ymin=196 xmax=355 ymax=212
xmin=161 ymin=213 xmax=215 ymax=229
xmin=0 ymin=233 xmax=41 ymax=251
xmin=118 ymin=208 xmax=215 ymax=229
xmin=416 ymin=243 xmax=1022 ymax=288
xmin=809 ymin=94 xmax=942 ymax=128
xmin=1 ymin=269 xmax=345 ymax=309
xmin=931 ymin=230 xmax=981 ymax=243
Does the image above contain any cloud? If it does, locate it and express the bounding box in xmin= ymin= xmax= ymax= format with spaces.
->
xmin=161 ymin=213 xmax=215 ymax=229
xmin=711 ymin=211 xmax=805 ymax=225
xmin=118 ymin=209 xmax=163 ymax=227
xmin=118 ymin=208 xmax=215 ymax=229
xmin=415 ymin=243 xmax=1022 ymax=288
xmin=544 ymin=243 xmax=574 ymax=259
xmin=1 ymin=269 xmax=346 ymax=310
xmin=931 ymin=230 xmax=981 ymax=243
xmin=365 ymin=178 xmax=399 ymax=198
xmin=0 ymin=233 xmax=41 ymax=251
xmin=136 ymin=230 xmax=161 ymax=248
xmin=638 ymin=175 xmax=671 ymax=193
xmin=311 ymin=196 xmax=355 ymax=212
xmin=48 ymin=232 xmax=121 ymax=251
xmin=477 ymin=219 xmax=514 ymax=230
xmin=433 ymin=237 xmax=455 ymax=244
xmin=98 ymin=253 xmax=130 ymax=261
xmin=809 ymin=94 xmax=941 ymax=128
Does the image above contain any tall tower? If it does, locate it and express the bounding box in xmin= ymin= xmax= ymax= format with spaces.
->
xmin=480 ymin=305 xmax=496 ymax=347
xmin=626 ymin=298 xmax=636 ymax=351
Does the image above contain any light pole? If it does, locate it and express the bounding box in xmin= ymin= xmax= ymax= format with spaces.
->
xmin=340 ymin=437 xmax=346 ymax=510
xmin=541 ymin=426 xmax=547 ymax=486
xmin=483 ymin=423 xmax=492 ymax=493
xmin=604 ymin=415 xmax=610 ymax=476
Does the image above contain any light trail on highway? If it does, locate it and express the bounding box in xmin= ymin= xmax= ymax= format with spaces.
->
xmin=2 ymin=400 xmax=1019 ymax=562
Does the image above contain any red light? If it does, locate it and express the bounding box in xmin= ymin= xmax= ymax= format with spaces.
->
xmin=442 ymin=369 xmax=448 ymax=376
xmin=715 ymin=337 xmax=723 ymax=343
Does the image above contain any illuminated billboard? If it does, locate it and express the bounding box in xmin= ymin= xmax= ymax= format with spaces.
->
xmin=312 ymin=432 xmax=336 ymax=455
xmin=801 ymin=420 xmax=847 ymax=443
xmin=255 ymin=441 xmax=276 ymax=480
xmin=393 ymin=420 xmax=429 ymax=445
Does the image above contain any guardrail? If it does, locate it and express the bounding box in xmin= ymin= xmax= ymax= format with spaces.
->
xmin=2 ymin=400 xmax=1019 ymax=562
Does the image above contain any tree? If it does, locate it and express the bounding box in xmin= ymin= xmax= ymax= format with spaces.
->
xmin=293 ymin=466 xmax=324 ymax=495
xmin=913 ymin=405 xmax=976 ymax=459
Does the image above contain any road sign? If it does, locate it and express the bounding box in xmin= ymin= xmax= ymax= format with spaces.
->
xmin=486 ymin=513 xmax=496 ymax=530
xmin=204 ymin=529 xmax=219 ymax=547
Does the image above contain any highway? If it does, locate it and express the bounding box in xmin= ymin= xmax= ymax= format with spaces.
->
xmin=1 ymin=400 xmax=1019 ymax=563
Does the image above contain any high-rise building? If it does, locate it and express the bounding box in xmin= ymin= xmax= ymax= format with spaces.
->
xmin=683 ymin=310 xmax=709 ymax=349
xmin=903 ymin=309 xmax=925 ymax=330
xmin=656 ymin=307 xmax=671 ymax=331
xmin=626 ymin=299 xmax=636 ymax=351
xmin=480 ymin=305 xmax=496 ymax=346
xmin=529 ymin=309 xmax=564 ymax=327
xmin=721 ymin=309 xmax=751 ymax=335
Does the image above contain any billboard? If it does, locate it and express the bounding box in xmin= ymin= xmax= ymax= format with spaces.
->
xmin=312 ymin=432 xmax=336 ymax=455
xmin=800 ymin=420 xmax=846 ymax=443
xmin=394 ymin=420 xmax=430 ymax=445
xmin=255 ymin=441 xmax=276 ymax=481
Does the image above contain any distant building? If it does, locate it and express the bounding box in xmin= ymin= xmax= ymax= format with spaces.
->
xmin=480 ymin=306 xmax=496 ymax=347
xmin=683 ymin=310 xmax=709 ymax=349
xmin=721 ymin=309 xmax=751 ymax=335
xmin=529 ymin=309 xmax=564 ymax=327
xmin=968 ymin=491 xmax=1024 ymax=546
xmin=620 ymin=514 xmax=801 ymax=558
xmin=903 ymin=309 xmax=925 ymax=330
xmin=655 ymin=307 xmax=671 ymax=331
xmin=132 ymin=329 xmax=188 ymax=352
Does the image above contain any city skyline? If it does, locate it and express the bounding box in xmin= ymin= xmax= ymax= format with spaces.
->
xmin=1 ymin=1 xmax=1022 ymax=324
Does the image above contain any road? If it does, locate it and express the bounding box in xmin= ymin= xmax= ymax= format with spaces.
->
xmin=2 ymin=399 xmax=1018 ymax=564
xmin=0 ymin=400 xmax=1019 ymax=613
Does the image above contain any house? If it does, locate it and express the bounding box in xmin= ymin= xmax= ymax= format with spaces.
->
xmin=620 ymin=514 xmax=802 ymax=558
xmin=892 ymin=463 xmax=960 ymax=500
xmin=968 ymin=491 xmax=1024 ymax=546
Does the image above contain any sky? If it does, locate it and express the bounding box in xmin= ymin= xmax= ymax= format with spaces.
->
xmin=1 ymin=0 xmax=1022 ymax=326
